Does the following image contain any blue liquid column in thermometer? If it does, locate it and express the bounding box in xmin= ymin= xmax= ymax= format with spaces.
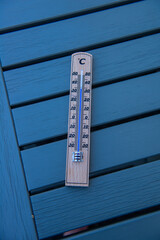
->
xmin=73 ymin=70 xmax=83 ymax=162
xmin=65 ymin=52 xmax=92 ymax=187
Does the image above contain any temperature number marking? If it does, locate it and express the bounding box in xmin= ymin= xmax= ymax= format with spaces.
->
xmin=72 ymin=72 xmax=78 ymax=75
xmin=70 ymin=106 xmax=76 ymax=110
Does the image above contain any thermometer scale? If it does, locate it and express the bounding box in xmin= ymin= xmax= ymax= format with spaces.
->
xmin=65 ymin=52 xmax=93 ymax=187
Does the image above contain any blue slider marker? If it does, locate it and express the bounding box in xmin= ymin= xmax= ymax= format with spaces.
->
xmin=77 ymin=70 xmax=83 ymax=152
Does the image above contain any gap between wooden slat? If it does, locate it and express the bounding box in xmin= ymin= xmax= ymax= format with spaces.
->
xmin=11 ymin=66 xmax=160 ymax=109
xmin=42 ymin=205 xmax=160 ymax=240
xmin=29 ymin=153 xmax=160 ymax=196
xmin=3 ymin=28 xmax=160 ymax=72
xmin=0 ymin=0 xmax=141 ymax=35
xmin=31 ymin=159 xmax=160 ymax=238
xmin=20 ymin=109 xmax=160 ymax=151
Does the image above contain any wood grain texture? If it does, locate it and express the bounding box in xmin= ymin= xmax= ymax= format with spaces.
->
xmin=66 ymin=211 xmax=160 ymax=240
xmin=31 ymin=160 xmax=160 ymax=238
xmin=22 ymin=114 xmax=160 ymax=191
xmin=0 ymin=0 xmax=124 ymax=30
xmin=0 ymin=67 xmax=37 ymax=239
xmin=65 ymin=53 xmax=92 ymax=187
xmin=13 ymin=72 xmax=160 ymax=146
xmin=4 ymin=34 xmax=160 ymax=106
xmin=1 ymin=0 xmax=160 ymax=67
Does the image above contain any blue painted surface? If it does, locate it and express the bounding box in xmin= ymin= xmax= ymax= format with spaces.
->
xmin=67 ymin=211 xmax=160 ymax=240
xmin=31 ymin=160 xmax=160 ymax=238
xmin=0 ymin=0 xmax=117 ymax=30
xmin=1 ymin=0 xmax=160 ymax=67
xmin=0 ymin=66 xmax=37 ymax=239
xmin=1 ymin=0 xmax=160 ymax=239
xmin=4 ymin=33 xmax=160 ymax=106
xmin=12 ymin=72 xmax=160 ymax=145
xmin=22 ymin=114 xmax=160 ymax=191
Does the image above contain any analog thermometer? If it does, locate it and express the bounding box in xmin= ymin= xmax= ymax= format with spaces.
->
xmin=65 ymin=52 xmax=93 ymax=187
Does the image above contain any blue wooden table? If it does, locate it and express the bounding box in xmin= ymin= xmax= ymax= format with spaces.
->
xmin=1 ymin=0 xmax=160 ymax=239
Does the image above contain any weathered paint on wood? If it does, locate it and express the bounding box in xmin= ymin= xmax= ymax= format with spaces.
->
xmin=1 ymin=0 xmax=160 ymax=67
xmin=66 ymin=211 xmax=160 ymax=240
xmin=12 ymin=72 xmax=160 ymax=146
xmin=0 ymin=66 xmax=37 ymax=239
xmin=31 ymin=160 xmax=160 ymax=239
xmin=22 ymin=114 xmax=160 ymax=191
xmin=0 ymin=0 xmax=128 ymax=30
xmin=4 ymin=34 xmax=160 ymax=106
xmin=1 ymin=1 xmax=160 ymax=239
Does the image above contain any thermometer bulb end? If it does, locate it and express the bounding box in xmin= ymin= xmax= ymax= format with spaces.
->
xmin=72 ymin=151 xmax=83 ymax=162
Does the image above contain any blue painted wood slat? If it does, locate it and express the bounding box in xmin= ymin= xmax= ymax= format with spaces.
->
xmin=31 ymin=160 xmax=160 ymax=239
xmin=22 ymin=114 xmax=160 ymax=191
xmin=66 ymin=211 xmax=160 ymax=240
xmin=12 ymin=72 xmax=160 ymax=146
xmin=0 ymin=66 xmax=37 ymax=239
xmin=0 ymin=0 xmax=128 ymax=30
xmin=4 ymin=34 xmax=160 ymax=106
xmin=1 ymin=0 xmax=160 ymax=67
